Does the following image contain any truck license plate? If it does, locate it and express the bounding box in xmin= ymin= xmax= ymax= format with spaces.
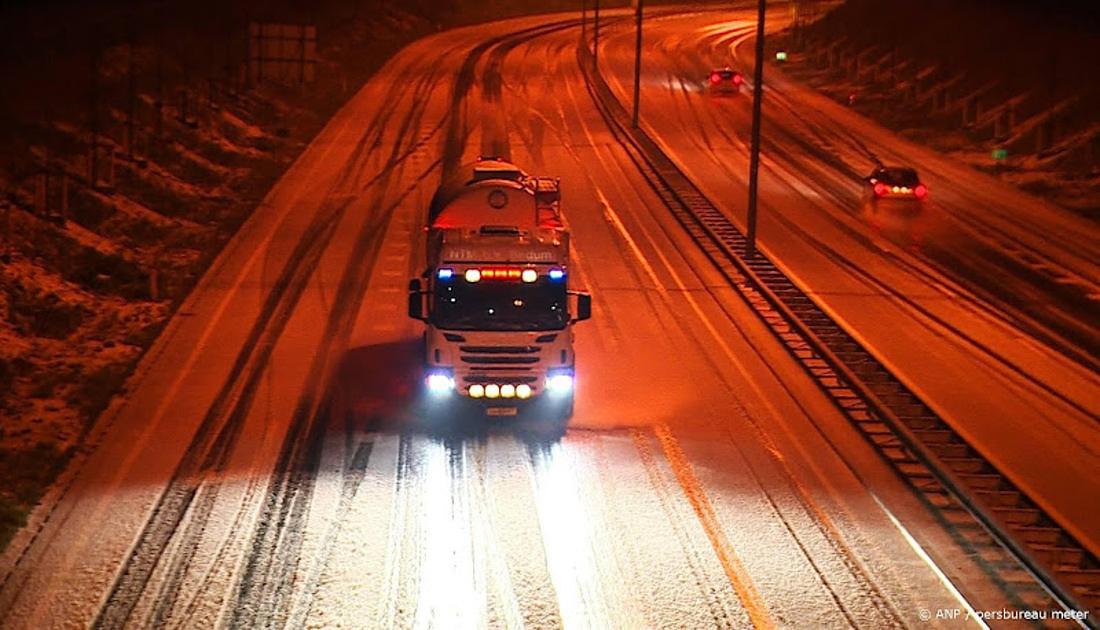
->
xmin=487 ymin=407 xmax=518 ymax=417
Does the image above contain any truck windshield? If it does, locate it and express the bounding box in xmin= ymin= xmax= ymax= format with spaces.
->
xmin=432 ymin=278 xmax=568 ymax=331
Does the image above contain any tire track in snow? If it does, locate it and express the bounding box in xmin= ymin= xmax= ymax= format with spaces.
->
xmin=628 ymin=427 xmax=759 ymax=629
xmin=230 ymin=144 xmax=448 ymax=627
xmin=645 ymin=424 xmax=776 ymax=630
xmin=92 ymin=48 xmax=453 ymax=626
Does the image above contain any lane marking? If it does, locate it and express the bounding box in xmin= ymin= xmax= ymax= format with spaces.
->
xmin=649 ymin=425 xmax=775 ymax=630
xmin=872 ymin=494 xmax=989 ymax=629
xmin=594 ymin=188 xmax=666 ymax=293
xmin=629 ymin=427 xmax=747 ymax=626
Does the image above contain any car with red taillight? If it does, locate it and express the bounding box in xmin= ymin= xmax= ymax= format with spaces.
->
xmin=863 ymin=167 xmax=928 ymax=204
xmin=706 ymin=66 xmax=743 ymax=94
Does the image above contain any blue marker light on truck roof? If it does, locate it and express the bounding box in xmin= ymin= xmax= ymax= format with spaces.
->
xmin=437 ymin=268 xmax=454 ymax=280
xmin=549 ymin=268 xmax=565 ymax=281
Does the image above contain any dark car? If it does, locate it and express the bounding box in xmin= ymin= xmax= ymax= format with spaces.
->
xmin=863 ymin=166 xmax=928 ymax=203
xmin=706 ymin=67 xmax=743 ymax=94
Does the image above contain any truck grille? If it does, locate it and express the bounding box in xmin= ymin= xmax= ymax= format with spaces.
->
xmin=459 ymin=344 xmax=543 ymax=385
xmin=460 ymin=356 xmax=539 ymax=365
xmin=459 ymin=345 xmax=540 ymax=354
xmin=462 ymin=375 xmax=539 ymax=384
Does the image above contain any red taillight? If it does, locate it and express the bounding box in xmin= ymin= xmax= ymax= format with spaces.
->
xmin=733 ymin=74 xmax=743 ymax=85
xmin=710 ymin=73 xmax=721 ymax=84
xmin=873 ymin=182 xmax=889 ymax=197
xmin=914 ymin=184 xmax=928 ymax=199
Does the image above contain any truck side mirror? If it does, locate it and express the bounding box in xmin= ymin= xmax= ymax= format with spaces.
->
xmin=572 ymin=292 xmax=592 ymax=322
xmin=408 ymin=278 xmax=426 ymax=320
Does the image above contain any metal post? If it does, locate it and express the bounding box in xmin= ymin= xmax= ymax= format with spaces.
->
xmin=594 ymin=0 xmax=600 ymax=69
xmin=89 ymin=34 xmax=99 ymax=186
xmin=61 ymin=172 xmax=69 ymax=221
xmin=581 ymin=0 xmax=586 ymax=44
xmin=126 ymin=27 xmax=136 ymax=161
xmin=2 ymin=196 xmax=10 ymax=264
xmin=745 ymin=0 xmax=766 ymax=258
xmin=179 ymin=54 xmax=190 ymax=125
xmin=299 ymin=25 xmax=307 ymax=85
xmin=155 ymin=47 xmax=163 ymax=138
xmin=632 ymin=0 xmax=643 ymax=128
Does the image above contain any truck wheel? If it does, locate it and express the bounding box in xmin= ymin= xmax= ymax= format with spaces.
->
xmin=417 ymin=392 xmax=458 ymax=425
xmin=541 ymin=393 xmax=573 ymax=424
xmin=560 ymin=394 xmax=575 ymax=421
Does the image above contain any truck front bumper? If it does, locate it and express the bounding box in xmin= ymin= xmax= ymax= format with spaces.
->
xmin=421 ymin=367 xmax=574 ymax=419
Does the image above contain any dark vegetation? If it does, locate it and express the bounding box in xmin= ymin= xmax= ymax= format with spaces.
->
xmin=777 ymin=0 xmax=1100 ymax=216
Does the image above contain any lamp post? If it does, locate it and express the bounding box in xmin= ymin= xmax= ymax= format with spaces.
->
xmin=582 ymin=0 xmax=587 ymax=43
xmin=745 ymin=0 xmax=766 ymax=258
xmin=593 ymin=0 xmax=600 ymax=69
xmin=2 ymin=195 xmax=10 ymax=264
xmin=632 ymin=0 xmax=643 ymax=128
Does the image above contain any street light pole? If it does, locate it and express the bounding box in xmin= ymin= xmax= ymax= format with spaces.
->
xmin=594 ymin=0 xmax=600 ymax=69
xmin=2 ymin=196 xmax=10 ymax=264
xmin=126 ymin=24 xmax=136 ymax=161
xmin=89 ymin=33 xmax=100 ymax=187
xmin=745 ymin=0 xmax=766 ymax=258
xmin=582 ymin=0 xmax=587 ymax=44
xmin=632 ymin=0 xmax=643 ymax=128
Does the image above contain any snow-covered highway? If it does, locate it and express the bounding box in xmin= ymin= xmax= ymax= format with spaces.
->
xmin=0 ymin=8 xmax=1095 ymax=628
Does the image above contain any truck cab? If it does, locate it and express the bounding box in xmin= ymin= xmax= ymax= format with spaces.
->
xmin=409 ymin=226 xmax=590 ymax=420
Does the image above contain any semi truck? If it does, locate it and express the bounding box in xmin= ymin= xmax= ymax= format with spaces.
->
xmin=407 ymin=158 xmax=591 ymax=421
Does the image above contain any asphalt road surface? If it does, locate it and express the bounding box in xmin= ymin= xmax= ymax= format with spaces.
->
xmin=0 ymin=9 xmax=1094 ymax=629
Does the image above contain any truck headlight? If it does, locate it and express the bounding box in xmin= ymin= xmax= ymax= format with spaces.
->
xmin=546 ymin=371 xmax=574 ymax=395
xmin=425 ymin=371 xmax=455 ymax=395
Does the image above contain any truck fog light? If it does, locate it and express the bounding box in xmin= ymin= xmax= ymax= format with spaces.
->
xmin=468 ymin=384 xmax=485 ymax=398
xmin=546 ymin=373 xmax=574 ymax=395
xmin=516 ymin=384 xmax=532 ymax=399
xmin=485 ymin=383 xmax=500 ymax=398
xmin=426 ymin=373 xmax=455 ymax=394
xmin=501 ymin=384 xmax=516 ymax=398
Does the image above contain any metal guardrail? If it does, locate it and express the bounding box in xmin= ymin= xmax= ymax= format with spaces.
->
xmin=576 ymin=35 xmax=1098 ymax=626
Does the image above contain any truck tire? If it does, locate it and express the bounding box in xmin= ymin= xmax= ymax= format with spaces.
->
xmin=560 ymin=394 xmax=575 ymax=421
xmin=538 ymin=394 xmax=573 ymax=424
